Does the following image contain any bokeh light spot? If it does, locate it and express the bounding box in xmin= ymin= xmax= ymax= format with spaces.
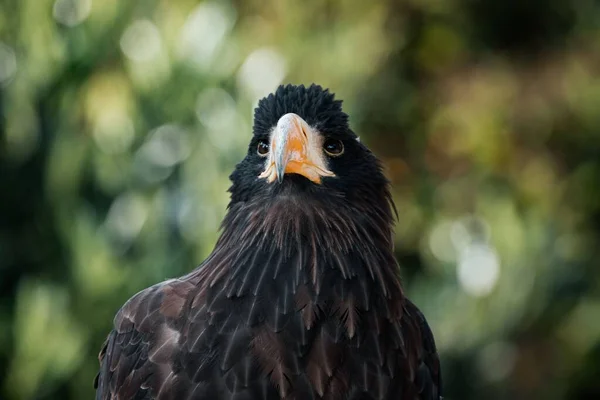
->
xmin=457 ymin=242 xmax=501 ymax=297
xmin=195 ymin=88 xmax=245 ymax=151
xmin=428 ymin=220 xmax=458 ymax=263
xmin=104 ymin=193 xmax=149 ymax=243
xmin=177 ymin=2 xmax=236 ymax=69
xmin=92 ymin=113 xmax=135 ymax=155
xmin=138 ymin=124 xmax=191 ymax=167
xmin=237 ymin=48 xmax=286 ymax=101
xmin=0 ymin=43 xmax=17 ymax=85
xmin=52 ymin=0 xmax=92 ymax=27
xmin=120 ymin=20 xmax=162 ymax=62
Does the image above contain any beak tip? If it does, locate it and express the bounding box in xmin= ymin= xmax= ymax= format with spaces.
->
xmin=274 ymin=147 xmax=286 ymax=183
xmin=276 ymin=168 xmax=285 ymax=183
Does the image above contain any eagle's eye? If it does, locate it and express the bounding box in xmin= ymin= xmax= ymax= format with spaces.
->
xmin=323 ymin=139 xmax=344 ymax=157
xmin=257 ymin=139 xmax=270 ymax=156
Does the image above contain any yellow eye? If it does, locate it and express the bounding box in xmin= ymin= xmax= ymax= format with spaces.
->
xmin=257 ymin=139 xmax=269 ymax=156
xmin=323 ymin=139 xmax=344 ymax=157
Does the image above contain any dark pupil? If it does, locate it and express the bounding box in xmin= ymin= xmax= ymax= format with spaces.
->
xmin=326 ymin=140 xmax=342 ymax=153
xmin=258 ymin=140 xmax=269 ymax=154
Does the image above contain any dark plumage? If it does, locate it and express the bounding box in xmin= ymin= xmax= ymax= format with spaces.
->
xmin=95 ymin=84 xmax=442 ymax=399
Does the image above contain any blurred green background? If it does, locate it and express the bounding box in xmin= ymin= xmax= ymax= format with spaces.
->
xmin=1 ymin=0 xmax=600 ymax=399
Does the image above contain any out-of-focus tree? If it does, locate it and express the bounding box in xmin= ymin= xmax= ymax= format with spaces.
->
xmin=1 ymin=0 xmax=599 ymax=399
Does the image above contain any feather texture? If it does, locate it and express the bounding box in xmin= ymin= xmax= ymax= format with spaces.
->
xmin=95 ymin=194 xmax=442 ymax=399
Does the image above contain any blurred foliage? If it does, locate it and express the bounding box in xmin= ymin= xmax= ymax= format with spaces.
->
xmin=1 ymin=0 xmax=600 ymax=399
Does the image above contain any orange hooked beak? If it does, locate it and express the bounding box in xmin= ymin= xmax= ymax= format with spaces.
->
xmin=259 ymin=113 xmax=334 ymax=184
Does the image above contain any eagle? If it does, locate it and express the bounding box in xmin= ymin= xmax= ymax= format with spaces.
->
xmin=95 ymin=84 xmax=442 ymax=399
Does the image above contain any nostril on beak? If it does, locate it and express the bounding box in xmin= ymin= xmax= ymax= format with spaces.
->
xmin=297 ymin=121 xmax=310 ymax=142
xmin=300 ymin=128 xmax=308 ymax=140
xmin=301 ymin=127 xmax=308 ymax=140
xmin=292 ymin=118 xmax=308 ymax=141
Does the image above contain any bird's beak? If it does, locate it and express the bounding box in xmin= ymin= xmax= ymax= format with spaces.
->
xmin=259 ymin=113 xmax=334 ymax=184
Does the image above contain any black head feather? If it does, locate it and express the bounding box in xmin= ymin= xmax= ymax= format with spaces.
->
xmin=252 ymin=84 xmax=353 ymax=138
xmin=229 ymin=84 xmax=389 ymax=209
